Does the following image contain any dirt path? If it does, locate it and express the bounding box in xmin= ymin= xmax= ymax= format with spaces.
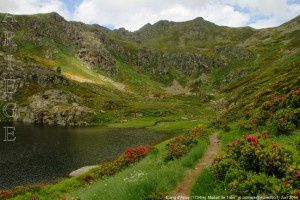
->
xmin=171 ymin=133 xmax=221 ymax=197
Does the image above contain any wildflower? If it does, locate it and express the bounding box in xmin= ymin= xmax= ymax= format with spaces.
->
xmin=295 ymin=89 xmax=300 ymax=95
xmin=245 ymin=135 xmax=258 ymax=146
xmin=231 ymin=140 xmax=238 ymax=146
xmin=257 ymin=134 xmax=262 ymax=139
xmin=0 ymin=191 xmax=11 ymax=199
xmin=263 ymin=134 xmax=270 ymax=139
xmin=125 ymin=149 xmax=134 ymax=156
xmin=296 ymin=171 xmax=300 ymax=178
xmin=283 ymin=180 xmax=290 ymax=185
xmin=274 ymin=96 xmax=284 ymax=102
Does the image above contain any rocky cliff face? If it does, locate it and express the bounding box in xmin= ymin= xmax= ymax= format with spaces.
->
xmin=75 ymin=31 xmax=117 ymax=76
xmin=214 ymin=46 xmax=253 ymax=60
xmin=0 ymin=54 xmax=95 ymax=126
xmin=104 ymin=40 xmax=225 ymax=75
xmin=0 ymin=12 xmax=256 ymax=78
xmin=102 ymin=17 xmax=256 ymax=76
xmin=0 ymin=53 xmax=68 ymax=100
xmin=16 ymin=89 xmax=95 ymax=126
xmin=136 ymin=49 xmax=224 ymax=75
xmin=0 ymin=12 xmax=118 ymax=76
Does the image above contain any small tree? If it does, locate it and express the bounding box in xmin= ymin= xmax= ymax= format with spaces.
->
xmin=56 ymin=66 xmax=62 ymax=74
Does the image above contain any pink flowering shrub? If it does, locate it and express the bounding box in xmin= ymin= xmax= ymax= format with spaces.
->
xmin=83 ymin=145 xmax=152 ymax=183
xmin=0 ymin=184 xmax=44 ymax=200
xmin=248 ymin=89 xmax=300 ymax=134
xmin=212 ymin=134 xmax=298 ymax=195
xmin=261 ymin=96 xmax=286 ymax=112
xmin=286 ymin=89 xmax=300 ymax=108
xmin=124 ymin=146 xmax=152 ymax=164
xmin=165 ymin=125 xmax=207 ymax=161
xmin=269 ymin=108 xmax=297 ymax=135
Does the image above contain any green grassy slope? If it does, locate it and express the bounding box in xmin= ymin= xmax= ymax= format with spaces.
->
xmin=0 ymin=12 xmax=299 ymax=199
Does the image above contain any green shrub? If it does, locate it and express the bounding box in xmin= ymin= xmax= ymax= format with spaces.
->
xmin=269 ymin=108 xmax=296 ymax=135
xmin=255 ymin=110 xmax=272 ymax=126
xmin=261 ymin=97 xmax=285 ymax=112
xmin=165 ymin=125 xmax=206 ymax=161
xmin=212 ymin=134 xmax=298 ymax=195
xmin=0 ymin=184 xmax=45 ymax=200
xmin=82 ymin=145 xmax=153 ymax=183
xmin=56 ymin=66 xmax=62 ymax=74
xmin=228 ymin=173 xmax=293 ymax=196
xmin=286 ymin=89 xmax=300 ymax=108
xmin=294 ymin=108 xmax=300 ymax=128
xmin=247 ymin=89 xmax=300 ymax=133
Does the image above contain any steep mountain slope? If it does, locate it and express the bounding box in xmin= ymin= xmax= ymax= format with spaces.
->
xmin=216 ymin=16 xmax=300 ymax=122
xmin=0 ymin=12 xmax=299 ymax=127
xmin=0 ymin=11 xmax=299 ymax=199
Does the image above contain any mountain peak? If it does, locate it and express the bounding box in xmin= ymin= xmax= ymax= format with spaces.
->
xmin=192 ymin=17 xmax=205 ymax=21
xmin=44 ymin=12 xmax=65 ymax=21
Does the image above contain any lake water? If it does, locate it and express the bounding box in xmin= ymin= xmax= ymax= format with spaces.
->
xmin=0 ymin=124 xmax=171 ymax=189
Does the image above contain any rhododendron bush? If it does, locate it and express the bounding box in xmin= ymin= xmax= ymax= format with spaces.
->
xmin=249 ymin=89 xmax=300 ymax=134
xmin=212 ymin=134 xmax=299 ymax=195
xmin=0 ymin=184 xmax=44 ymax=200
xmin=1 ymin=146 xmax=153 ymax=199
xmin=165 ymin=125 xmax=207 ymax=161
xmin=83 ymin=145 xmax=152 ymax=183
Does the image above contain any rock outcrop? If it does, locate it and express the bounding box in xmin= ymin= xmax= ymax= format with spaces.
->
xmin=15 ymin=89 xmax=95 ymax=126
xmin=0 ymin=54 xmax=94 ymax=126
xmin=0 ymin=53 xmax=68 ymax=101
xmin=105 ymin=41 xmax=224 ymax=75
xmin=2 ymin=13 xmax=118 ymax=77
xmin=214 ymin=46 xmax=253 ymax=60
xmin=76 ymin=31 xmax=117 ymax=76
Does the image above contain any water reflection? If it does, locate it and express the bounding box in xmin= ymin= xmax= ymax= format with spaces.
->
xmin=0 ymin=124 xmax=171 ymax=189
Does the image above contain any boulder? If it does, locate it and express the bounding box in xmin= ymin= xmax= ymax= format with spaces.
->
xmin=69 ymin=165 xmax=98 ymax=177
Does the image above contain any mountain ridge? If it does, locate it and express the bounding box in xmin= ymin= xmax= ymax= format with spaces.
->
xmin=0 ymin=11 xmax=299 ymax=127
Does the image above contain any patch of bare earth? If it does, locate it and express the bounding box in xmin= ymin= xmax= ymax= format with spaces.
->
xmin=170 ymin=133 xmax=221 ymax=198
xmin=63 ymin=72 xmax=133 ymax=93
xmin=164 ymin=80 xmax=191 ymax=95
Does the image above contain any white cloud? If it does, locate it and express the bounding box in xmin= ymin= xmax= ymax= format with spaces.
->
xmin=0 ymin=0 xmax=71 ymax=19
xmin=73 ymin=0 xmax=253 ymax=31
xmin=230 ymin=0 xmax=288 ymax=16
xmin=0 ymin=0 xmax=299 ymax=31
xmin=195 ymin=4 xmax=250 ymax=27
xmin=249 ymin=18 xmax=281 ymax=29
xmin=229 ymin=0 xmax=300 ymax=28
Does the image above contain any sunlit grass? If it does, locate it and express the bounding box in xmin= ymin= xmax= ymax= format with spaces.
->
xmin=68 ymin=136 xmax=209 ymax=200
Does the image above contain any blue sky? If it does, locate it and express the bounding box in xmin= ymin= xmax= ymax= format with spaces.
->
xmin=61 ymin=0 xmax=81 ymax=12
xmin=0 ymin=0 xmax=299 ymax=31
